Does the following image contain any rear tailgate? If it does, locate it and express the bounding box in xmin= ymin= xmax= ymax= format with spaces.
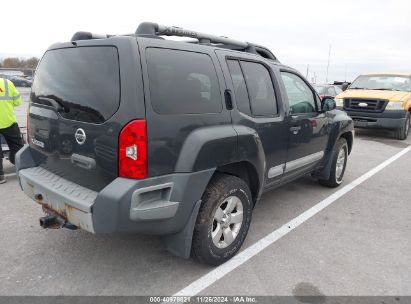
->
xmin=27 ymin=38 xmax=145 ymax=191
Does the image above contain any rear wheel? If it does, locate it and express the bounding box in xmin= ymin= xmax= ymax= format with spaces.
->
xmin=319 ymin=138 xmax=348 ymax=188
xmin=191 ymin=174 xmax=252 ymax=266
xmin=394 ymin=112 xmax=410 ymax=140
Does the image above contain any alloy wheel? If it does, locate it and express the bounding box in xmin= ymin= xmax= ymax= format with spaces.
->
xmin=336 ymin=145 xmax=347 ymax=182
xmin=211 ymin=196 xmax=244 ymax=249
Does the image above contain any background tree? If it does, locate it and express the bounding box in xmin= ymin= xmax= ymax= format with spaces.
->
xmin=1 ymin=57 xmax=40 ymax=69
xmin=0 ymin=57 xmax=40 ymax=76
xmin=2 ymin=57 xmax=22 ymax=68
xmin=24 ymin=57 xmax=40 ymax=69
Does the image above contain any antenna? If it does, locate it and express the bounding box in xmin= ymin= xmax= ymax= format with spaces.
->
xmin=325 ymin=44 xmax=332 ymax=84
xmin=344 ymin=64 xmax=348 ymax=82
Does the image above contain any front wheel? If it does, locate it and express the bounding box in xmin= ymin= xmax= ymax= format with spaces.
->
xmin=319 ymin=138 xmax=348 ymax=188
xmin=191 ymin=174 xmax=253 ymax=266
xmin=394 ymin=112 xmax=410 ymax=140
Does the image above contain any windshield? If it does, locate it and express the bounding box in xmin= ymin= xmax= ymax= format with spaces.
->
xmin=31 ymin=46 xmax=120 ymax=124
xmin=350 ymin=75 xmax=411 ymax=92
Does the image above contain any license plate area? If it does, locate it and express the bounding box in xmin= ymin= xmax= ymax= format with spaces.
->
xmin=354 ymin=119 xmax=368 ymax=127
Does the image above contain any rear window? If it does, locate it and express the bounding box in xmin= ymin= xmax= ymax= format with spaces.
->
xmin=146 ymin=48 xmax=222 ymax=115
xmin=32 ymin=46 xmax=120 ymax=124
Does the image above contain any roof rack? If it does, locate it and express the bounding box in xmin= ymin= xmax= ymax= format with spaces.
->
xmin=71 ymin=31 xmax=108 ymax=42
xmin=136 ymin=22 xmax=278 ymax=61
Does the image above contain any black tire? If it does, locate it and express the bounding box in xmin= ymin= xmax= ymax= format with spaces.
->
xmin=394 ymin=112 xmax=410 ymax=140
xmin=319 ymin=138 xmax=348 ymax=188
xmin=191 ymin=173 xmax=253 ymax=266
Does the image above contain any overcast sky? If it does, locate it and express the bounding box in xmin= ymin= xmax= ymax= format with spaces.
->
xmin=2 ymin=0 xmax=410 ymax=83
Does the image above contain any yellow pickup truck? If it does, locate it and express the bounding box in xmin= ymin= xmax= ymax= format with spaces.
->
xmin=335 ymin=73 xmax=411 ymax=139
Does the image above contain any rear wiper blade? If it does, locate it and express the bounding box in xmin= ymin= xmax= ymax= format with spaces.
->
xmin=38 ymin=96 xmax=69 ymax=112
xmin=349 ymin=87 xmax=365 ymax=90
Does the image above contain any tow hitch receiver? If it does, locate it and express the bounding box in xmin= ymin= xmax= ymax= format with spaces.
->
xmin=34 ymin=193 xmax=79 ymax=230
xmin=39 ymin=215 xmax=78 ymax=230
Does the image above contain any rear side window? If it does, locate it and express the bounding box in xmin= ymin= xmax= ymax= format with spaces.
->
xmin=32 ymin=46 xmax=120 ymax=124
xmin=335 ymin=86 xmax=343 ymax=94
xmin=326 ymin=86 xmax=336 ymax=96
xmin=146 ymin=48 xmax=222 ymax=115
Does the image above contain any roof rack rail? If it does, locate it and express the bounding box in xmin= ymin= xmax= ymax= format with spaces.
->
xmin=136 ymin=22 xmax=277 ymax=61
xmin=71 ymin=31 xmax=108 ymax=41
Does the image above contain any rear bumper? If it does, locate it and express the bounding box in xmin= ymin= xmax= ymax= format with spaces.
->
xmin=16 ymin=145 xmax=214 ymax=235
xmin=19 ymin=167 xmax=97 ymax=232
xmin=337 ymin=108 xmax=407 ymax=129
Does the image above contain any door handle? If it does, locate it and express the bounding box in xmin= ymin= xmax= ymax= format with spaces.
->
xmin=71 ymin=153 xmax=96 ymax=170
xmin=290 ymin=126 xmax=301 ymax=134
xmin=224 ymin=89 xmax=233 ymax=110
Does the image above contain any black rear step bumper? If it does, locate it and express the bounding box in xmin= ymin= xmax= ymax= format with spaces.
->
xmin=337 ymin=108 xmax=407 ymax=130
xmin=15 ymin=145 xmax=214 ymax=236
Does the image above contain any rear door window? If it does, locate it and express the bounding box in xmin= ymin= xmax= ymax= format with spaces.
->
xmin=32 ymin=46 xmax=120 ymax=124
xmin=227 ymin=59 xmax=251 ymax=115
xmin=227 ymin=59 xmax=277 ymax=117
xmin=146 ymin=48 xmax=222 ymax=115
xmin=241 ymin=61 xmax=278 ymax=116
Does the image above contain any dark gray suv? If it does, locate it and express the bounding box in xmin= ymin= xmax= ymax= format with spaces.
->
xmin=16 ymin=22 xmax=354 ymax=265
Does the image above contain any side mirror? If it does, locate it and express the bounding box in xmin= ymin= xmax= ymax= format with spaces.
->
xmin=321 ymin=96 xmax=336 ymax=111
xmin=341 ymin=82 xmax=349 ymax=91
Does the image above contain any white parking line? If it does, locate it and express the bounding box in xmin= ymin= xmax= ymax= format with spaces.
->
xmin=174 ymin=145 xmax=411 ymax=296
xmin=4 ymin=173 xmax=16 ymax=177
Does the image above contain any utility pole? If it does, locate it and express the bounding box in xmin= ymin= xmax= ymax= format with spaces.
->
xmin=344 ymin=64 xmax=348 ymax=82
xmin=325 ymin=44 xmax=332 ymax=84
xmin=306 ymin=64 xmax=309 ymax=79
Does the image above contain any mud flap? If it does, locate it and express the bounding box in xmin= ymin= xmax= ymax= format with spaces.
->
xmin=312 ymin=154 xmax=333 ymax=180
xmin=164 ymin=199 xmax=202 ymax=259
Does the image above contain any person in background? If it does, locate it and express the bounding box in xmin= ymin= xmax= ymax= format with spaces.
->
xmin=0 ymin=77 xmax=24 ymax=184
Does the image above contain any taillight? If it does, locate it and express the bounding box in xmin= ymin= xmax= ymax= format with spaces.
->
xmin=119 ymin=120 xmax=148 ymax=179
